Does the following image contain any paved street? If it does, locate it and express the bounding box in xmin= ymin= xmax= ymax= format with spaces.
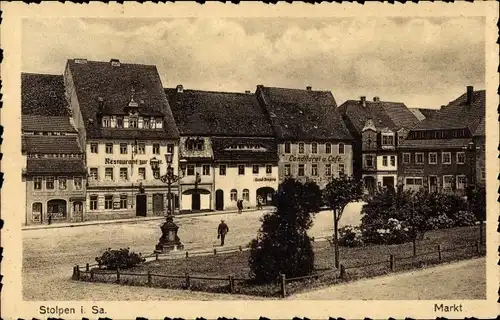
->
xmin=289 ymin=258 xmax=487 ymax=300
xmin=23 ymin=203 xmax=363 ymax=300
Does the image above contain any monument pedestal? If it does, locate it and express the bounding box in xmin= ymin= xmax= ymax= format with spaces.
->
xmin=154 ymin=215 xmax=184 ymax=253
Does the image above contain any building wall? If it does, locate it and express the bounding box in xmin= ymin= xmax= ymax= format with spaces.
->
xmin=178 ymin=162 xmax=214 ymax=211
xmin=278 ymin=141 xmax=353 ymax=188
xmin=473 ymin=136 xmax=486 ymax=186
xmin=213 ymin=162 xmax=279 ymax=210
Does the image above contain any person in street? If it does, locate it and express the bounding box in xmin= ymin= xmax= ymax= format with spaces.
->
xmin=237 ymin=199 xmax=243 ymax=214
xmin=47 ymin=212 xmax=52 ymax=225
xmin=257 ymin=196 xmax=263 ymax=210
xmin=217 ymin=220 xmax=229 ymax=246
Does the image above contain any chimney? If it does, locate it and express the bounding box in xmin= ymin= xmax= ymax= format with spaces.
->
xmin=110 ymin=59 xmax=121 ymax=67
xmin=245 ymin=90 xmax=251 ymax=94
xmin=373 ymin=96 xmax=380 ymax=102
xmin=306 ymin=86 xmax=312 ymax=91
xmin=466 ymin=86 xmax=474 ymax=105
xmin=176 ymin=85 xmax=184 ymax=93
xmin=360 ymin=96 xmax=367 ymax=107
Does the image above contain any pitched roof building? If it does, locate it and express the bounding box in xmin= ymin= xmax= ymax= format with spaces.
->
xmin=21 ymin=73 xmax=71 ymax=116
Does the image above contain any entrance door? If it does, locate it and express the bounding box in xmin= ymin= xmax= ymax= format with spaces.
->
xmin=73 ymin=201 xmax=83 ymax=221
xmin=215 ymin=189 xmax=224 ymax=210
xmin=382 ymin=177 xmax=395 ymax=189
xmin=364 ymin=177 xmax=376 ymax=195
xmin=136 ymin=194 xmax=147 ymax=217
xmin=152 ymin=193 xmax=164 ymax=214
xmin=429 ymin=176 xmax=438 ymax=193
xmin=192 ymin=193 xmax=201 ymax=211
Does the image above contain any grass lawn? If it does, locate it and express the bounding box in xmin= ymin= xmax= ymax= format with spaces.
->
xmin=81 ymin=225 xmax=485 ymax=297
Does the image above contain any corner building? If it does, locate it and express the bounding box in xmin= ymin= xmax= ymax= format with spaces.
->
xmin=256 ymin=85 xmax=354 ymax=188
xmin=64 ymin=58 xmax=180 ymax=219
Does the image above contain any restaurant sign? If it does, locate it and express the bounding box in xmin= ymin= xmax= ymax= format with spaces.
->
xmin=287 ymin=155 xmax=343 ymax=163
xmin=105 ymin=158 xmax=162 ymax=165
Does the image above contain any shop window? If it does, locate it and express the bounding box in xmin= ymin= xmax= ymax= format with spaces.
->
xmin=429 ymin=152 xmax=437 ymax=164
xmin=311 ymin=143 xmax=318 ymax=154
xmin=442 ymin=152 xmax=451 ymax=164
xmin=298 ymin=164 xmax=305 ymax=177
xmin=238 ymin=165 xmax=245 ymax=175
xmin=104 ymin=195 xmax=113 ymax=210
xmin=105 ymin=168 xmax=114 ymax=181
xmin=32 ymin=203 xmax=42 ymax=222
xmin=311 ymin=164 xmax=318 ymax=176
xmin=284 ymin=164 xmax=291 ymax=176
xmin=219 ymin=164 xmax=226 ymax=176
xmin=120 ymin=195 xmax=128 ymax=209
xmin=34 ymin=177 xmax=42 ymax=190
xmin=120 ymin=143 xmax=128 ymax=154
xmin=89 ymin=168 xmax=98 ymax=181
xmin=266 ymin=164 xmax=272 ymax=175
xmin=138 ymin=167 xmax=146 ymax=180
xmin=284 ymin=142 xmax=291 ymax=154
xmin=153 ymin=143 xmax=160 ymax=155
xmin=325 ymin=164 xmax=332 ymax=176
xmin=120 ymin=168 xmax=128 ymax=181
xmin=202 ymin=164 xmax=210 ymax=176
xmin=46 ymin=176 xmax=55 ymax=190
xmin=338 ymin=143 xmax=345 ymax=154
xmin=242 ymin=189 xmax=249 ymax=201
xmin=252 ymin=165 xmax=259 ymax=174
xmin=58 ymin=176 xmax=67 ymax=190
xmin=456 ymin=152 xmax=465 ymax=164
xmin=230 ymin=189 xmax=238 ymax=201
xmin=298 ymin=142 xmax=305 ymax=154
xmin=105 ymin=143 xmax=113 ymax=154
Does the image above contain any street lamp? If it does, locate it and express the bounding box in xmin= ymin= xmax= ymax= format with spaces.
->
xmin=151 ymin=153 xmax=187 ymax=253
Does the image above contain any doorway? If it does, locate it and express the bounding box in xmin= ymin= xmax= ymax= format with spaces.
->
xmin=382 ymin=176 xmax=395 ymax=189
xmin=192 ymin=193 xmax=201 ymax=211
xmin=364 ymin=176 xmax=376 ymax=195
xmin=215 ymin=189 xmax=224 ymax=210
xmin=136 ymin=194 xmax=147 ymax=217
xmin=256 ymin=187 xmax=275 ymax=206
xmin=73 ymin=201 xmax=83 ymax=221
xmin=429 ymin=176 xmax=438 ymax=193
xmin=47 ymin=199 xmax=67 ymax=220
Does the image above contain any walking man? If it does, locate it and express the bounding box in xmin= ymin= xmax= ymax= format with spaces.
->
xmin=217 ymin=220 xmax=229 ymax=246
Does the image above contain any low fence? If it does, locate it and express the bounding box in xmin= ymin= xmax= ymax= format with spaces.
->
xmin=72 ymin=240 xmax=484 ymax=298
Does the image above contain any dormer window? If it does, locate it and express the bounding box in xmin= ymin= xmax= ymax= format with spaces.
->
xmin=144 ymin=118 xmax=150 ymax=129
xmin=155 ymin=118 xmax=163 ymax=129
xmin=102 ymin=116 xmax=111 ymax=128
xmin=129 ymin=118 xmax=138 ymax=128
xmin=49 ymin=91 xmax=56 ymax=97
xmin=382 ymin=133 xmax=394 ymax=146
xmin=186 ymin=138 xmax=204 ymax=151
xmin=116 ymin=117 xmax=124 ymax=128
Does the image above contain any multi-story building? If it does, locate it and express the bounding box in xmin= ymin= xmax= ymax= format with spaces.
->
xmin=255 ymin=85 xmax=354 ymax=188
xmin=21 ymin=73 xmax=86 ymax=225
xmin=64 ymin=58 xmax=180 ymax=219
xmin=398 ymin=86 xmax=485 ymax=195
xmin=338 ymin=96 xmax=420 ymax=194
xmin=167 ymin=86 xmax=279 ymax=211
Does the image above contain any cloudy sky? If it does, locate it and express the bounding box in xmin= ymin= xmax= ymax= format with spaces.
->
xmin=22 ymin=17 xmax=484 ymax=109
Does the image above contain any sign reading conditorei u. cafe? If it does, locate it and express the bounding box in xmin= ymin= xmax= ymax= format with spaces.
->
xmin=287 ymin=155 xmax=344 ymax=163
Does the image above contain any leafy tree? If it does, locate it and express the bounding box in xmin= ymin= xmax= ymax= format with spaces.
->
xmin=248 ymin=178 xmax=322 ymax=283
xmin=469 ymin=184 xmax=486 ymax=244
xmin=323 ymin=174 xmax=363 ymax=268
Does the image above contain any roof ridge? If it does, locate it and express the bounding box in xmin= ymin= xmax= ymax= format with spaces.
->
xmin=166 ymin=88 xmax=255 ymax=96
xmin=262 ymin=85 xmax=333 ymax=93
xmin=68 ymin=59 xmax=157 ymax=68
xmin=21 ymin=72 xmax=62 ymax=77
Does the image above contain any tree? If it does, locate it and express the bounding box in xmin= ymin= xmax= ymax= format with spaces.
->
xmin=248 ymin=178 xmax=322 ymax=283
xmin=323 ymin=174 xmax=363 ymax=268
xmin=469 ymin=184 xmax=486 ymax=244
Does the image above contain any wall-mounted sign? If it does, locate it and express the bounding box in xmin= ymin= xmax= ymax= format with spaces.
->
xmin=287 ymin=155 xmax=343 ymax=163
xmin=255 ymin=177 xmax=277 ymax=182
xmin=105 ymin=158 xmax=163 ymax=165
xmin=403 ymin=168 xmax=424 ymax=175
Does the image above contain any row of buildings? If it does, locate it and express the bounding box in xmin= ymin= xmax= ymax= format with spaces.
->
xmin=21 ymin=58 xmax=486 ymax=225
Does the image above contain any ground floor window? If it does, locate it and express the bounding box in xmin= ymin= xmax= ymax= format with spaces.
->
xmin=242 ymin=189 xmax=250 ymax=201
xmin=105 ymin=195 xmax=113 ymax=210
xmin=456 ymin=175 xmax=467 ymax=190
xmin=405 ymin=177 xmax=423 ymax=188
xmin=284 ymin=164 xmax=291 ymax=176
xmin=230 ymin=189 xmax=237 ymax=201
xmin=298 ymin=164 xmax=305 ymax=176
xmin=120 ymin=195 xmax=128 ymax=209
xmin=443 ymin=175 xmax=454 ymax=191
xmin=325 ymin=164 xmax=332 ymax=176
xmin=32 ymin=202 xmax=42 ymax=222
xmin=90 ymin=196 xmax=98 ymax=210
xmin=47 ymin=199 xmax=67 ymax=219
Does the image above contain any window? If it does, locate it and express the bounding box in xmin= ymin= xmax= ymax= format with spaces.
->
xmin=129 ymin=118 xmax=138 ymax=128
xmin=252 ymin=165 xmax=259 ymax=174
xmin=325 ymin=164 xmax=332 ymax=176
xmin=202 ymin=164 xmax=210 ymax=176
xmin=390 ymin=156 xmax=396 ymax=167
xmin=105 ymin=168 xmax=114 ymax=181
xmin=415 ymin=153 xmax=424 ymax=164
xmin=230 ymin=189 xmax=238 ymax=201
xmin=311 ymin=164 xmax=318 ymax=176
xmin=443 ymin=175 xmax=454 ymax=190
xmin=34 ymin=177 xmax=42 ymax=190
xmin=105 ymin=143 xmax=113 ymax=154
xmin=266 ymin=164 xmax=272 ymax=175
xmin=137 ymin=143 xmax=146 ymax=154
xmin=242 ymin=189 xmax=249 ymax=201
xmin=143 ymin=118 xmax=150 ymax=129
xmin=32 ymin=203 xmax=42 ymax=221
xmin=58 ymin=177 xmax=67 ymax=190
xmin=46 ymin=177 xmax=54 ymax=190
xmin=120 ymin=195 xmax=128 ymax=209
xmin=402 ymin=153 xmax=410 ymax=164
xmin=284 ymin=164 xmax=291 ymax=176
xmin=406 ymin=177 xmax=423 ymax=187
xmin=298 ymin=142 xmax=305 ymax=154
xmin=155 ymin=118 xmax=163 ymax=129
xmin=311 ymin=143 xmax=318 ymax=154
xmin=102 ymin=117 xmax=111 ymax=127
xmin=457 ymin=175 xmax=467 ymax=189
xmin=456 ymin=152 xmax=466 ymax=164
xmin=120 ymin=168 xmax=128 ymax=180
xmin=219 ymin=164 xmax=226 ymax=176
xmin=238 ymin=165 xmax=245 ymax=175
xmin=72 ymin=176 xmax=82 ymax=190
xmin=153 ymin=169 xmax=160 ymax=179
xmin=338 ymin=164 xmax=345 ymax=175
xmin=90 ymin=196 xmax=98 ymax=210
xmin=382 ymin=156 xmax=388 ymax=167
xmin=382 ymin=134 xmax=394 ymax=145
xmin=104 ymin=195 xmax=113 ymax=210
xmin=338 ymin=143 xmax=345 ymax=155
xmin=116 ymin=117 xmax=124 ymax=128
xmin=298 ymin=164 xmax=305 ymax=176
xmin=429 ymin=152 xmax=437 ymax=164
xmin=284 ymin=142 xmax=291 ymax=154
xmin=187 ymin=164 xmax=195 ymax=176
xmin=325 ymin=143 xmax=332 ymax=154
xmin=442 ymin=152 xmax=451 ymax=164
xmin=167 ymin=144 xmax=174 ymax=154
xmin=120 ymin=143 xmax=128 ymax=154
xmin=365 ymin=155 xmax=374 ymax=168
xmin=138 ymin=167 xmax=146 ymax=180
xmin=153 ymin=143 xmax=160 ymax=155
xmin=90 ymin=143 xmax=98 ymax=154
xmin=89 ymin=168 xmax=98 ymax=181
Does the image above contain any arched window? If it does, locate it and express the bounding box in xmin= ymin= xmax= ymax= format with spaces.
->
xmin=325 ymin=143 xmax=332 ymax=154
xmin=338 ymin=143 xmax=345 ymax=155
xmin=311 ymin=143 xmax=318 ymax=154
xmin=230 ymin=189 xmax=238 ymax=202
xmin=242 ymin=189 xmax=250 ymax=201
xmin=298 ymin=142 xmax=305 ymax=154
xmin=32 ymin=202 xmax=42 ymax=222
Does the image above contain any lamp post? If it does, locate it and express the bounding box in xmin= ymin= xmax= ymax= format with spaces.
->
xmin=151 ymin=153 xmax=187 ymax=253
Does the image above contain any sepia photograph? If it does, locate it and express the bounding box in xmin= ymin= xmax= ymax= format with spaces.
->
xmin=1 ymin=2 xmax=498 ymax=319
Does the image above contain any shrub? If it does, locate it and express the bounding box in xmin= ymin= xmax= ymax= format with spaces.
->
xmin=95 ymin=248 xmax=145 ymax=270
xmin=338 ymin=225 xmax=364 ymax=247
xmin=449 ymin=210 xmax=477 ymax=227
xmin=425 ymin=213 xmax=454 ymax=230
xmin=364 ymin=218 xmax=412 ymax=245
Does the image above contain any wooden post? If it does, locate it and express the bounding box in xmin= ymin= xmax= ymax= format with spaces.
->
xmin=116 ymin=269 xmax=120 ymax=283
xmin=90 ymin=270 xmax=94 ymax=281
xmin=72 ymin=266 xmax=77 ymax=280
xmin=186 ymin=251 xmax=189 ymax=259
xmin=147 ymin=271 xmax=152 ymax=287
xmin=476 ymin=240 xmax=480 ymax=254
xmin=412 ymin=240 xmax=417 ymax=257
xmin=86 ymin=263 xmax=90 ymax=271
xmin=76 ymin=265 xmax=81 ymax=280
xmin=214 ymin=248 xmax=217 ymax=255
xmin=239 ymin=246 xmax=242 ymax=252
xmin=280 ymin=274 xmax=287 ymax=298
xmin=390 ymin=255 xmax=395 ymax=271
xmin=340 ymin=264 xmax=346 ymax=279
xmin=155 ymin=253 xmax=159 ymax=261
xmin=228 ymin=275 xmax=234 ymax=293
xmin=185 ymin=272 xmax=190 ymax=289
xmin=437 ymin=244 xmax=442 ymax=262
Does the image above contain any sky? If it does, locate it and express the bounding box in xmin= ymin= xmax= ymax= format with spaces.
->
xmin=22 ymin=17 xmax=485 ymax=109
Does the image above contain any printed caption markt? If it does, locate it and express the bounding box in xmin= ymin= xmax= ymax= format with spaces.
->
xmin=39 ymin=305 xmax=106 ymax=316
xmin=434 ymin=303 xmax=464 ymax=312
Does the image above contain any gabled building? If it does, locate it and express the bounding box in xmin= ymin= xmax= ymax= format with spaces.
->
xmin=167 ymin=86 xmax=279 ymax=211
xmin=338 ymin=96 xmax=419 ymax=194
xmin=256 ymin=85 xmax=353 ymax=189
xmin=21 ymin=73 xmax=86 ymax=225
xmin=398 ymin=86 xmax=485 ymax=195
xmin=64 ymin=58 xmax=180 ymax=219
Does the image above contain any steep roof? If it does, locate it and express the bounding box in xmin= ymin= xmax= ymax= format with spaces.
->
xmin=166 ymin=88 xmax=274 ymax=137
xmin=21 ymin=73 xmax=70 ymax=116
xmin=409 ymin=109 xmax=426 ymax=121
xmin=211 ymin=137 xmax=279 ymax=162
xmin=412 ymin=90 xmax=485 ymax=132
xmin=26 ymin=158 xmax=86 ymax=175
xmin=399 ymin=138 xmax=472 ymax=150
xmin=22 ymin=115 xmax=77 ymax=133
xmin=473 ymin=117 xmax=485 ymax=137
xmin=22 ymin=136 xmax=83 ymax=154
xmin=66 ymin=59 xmax=179 ymax=139
xmin=256 ymin=85 xmax=352 ymax=142
xmin=417 ymin=108 xmax=440 ymax=120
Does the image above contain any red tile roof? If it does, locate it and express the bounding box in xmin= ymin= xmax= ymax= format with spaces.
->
xmin=21 ymin=73 xmax=71 ymax=116
xmin=22 ymin=115 xmax=77 ymax=133
xmin=22 ymin=135 xmax=83 ymax=154
xmin=26 ymin=158 xmax=86 ymax=175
